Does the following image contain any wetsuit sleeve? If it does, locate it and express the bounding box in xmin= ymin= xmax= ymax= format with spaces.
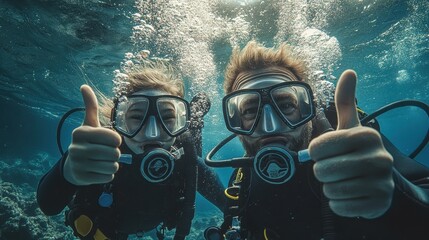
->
xmin=36 ymin=152 xmax=77 ymax=216
xmin=196 ymin=157 xmax=227 ymax=213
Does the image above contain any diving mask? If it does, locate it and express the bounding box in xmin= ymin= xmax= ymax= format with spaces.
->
xmin=208 ymin=79 xmax=315 ymax=184
xmin=223 ymin=81 xmax=315 ymax=135
xmin=111 ymin=94 xmax=190 ymax=138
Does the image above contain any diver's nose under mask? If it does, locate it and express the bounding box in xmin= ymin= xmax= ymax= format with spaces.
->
xmin=252 ymin=104 xmax=292 ymax=136
xmin=119 ymin=146 xmax=184 ymax=183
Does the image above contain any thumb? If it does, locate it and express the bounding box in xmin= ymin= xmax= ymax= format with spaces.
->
xmin=335 ymin=70 xmax=361 ymax=130
xmin=80 ymin=84 xmax=100 ymax=127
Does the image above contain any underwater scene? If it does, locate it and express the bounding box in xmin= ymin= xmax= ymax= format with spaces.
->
xmin=0 ymin=0 xmax=428 ymax=239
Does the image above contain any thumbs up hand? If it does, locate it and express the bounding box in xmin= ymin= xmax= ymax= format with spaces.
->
xmin=309 ymin=70 xmax=394 ymax=219
xmin=63 ymin=85 xmax=122 ymax=186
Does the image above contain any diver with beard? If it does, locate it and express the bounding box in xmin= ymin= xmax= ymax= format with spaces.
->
xmin=37 ymin=61 xmax=225 ymax=240
xmin=204 ymin=41 xmax=429 ymax=240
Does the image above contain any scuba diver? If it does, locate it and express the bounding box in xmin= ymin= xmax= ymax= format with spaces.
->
xmin=37 ymin=61 xmax=225 ymax=240
xmin=204 ymin=41 xmax=429 ymax=240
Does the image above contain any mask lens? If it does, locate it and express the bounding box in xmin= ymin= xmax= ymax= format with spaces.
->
xmin=114 ymin=97 xmax=149 ymax=136
xmin=225 ymin=92 xmax=261 ymax=134
xmin=271 ymin=84 xmax=313 ymax=126
xmin=157 ymin=97 xmax=189 ymax=135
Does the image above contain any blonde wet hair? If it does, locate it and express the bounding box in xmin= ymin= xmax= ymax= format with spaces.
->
xmin=99 ymin=61 xmax=184 ymax=125
xmin=224 ymin=41 xmax=308 ymax=94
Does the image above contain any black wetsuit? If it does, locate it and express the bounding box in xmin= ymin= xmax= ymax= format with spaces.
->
xmin=37 ymin=132 xmax=225 ymax=239
xmin=229 ymin=109 xmax=429 ymax=240
xmin=235 ymin=145 xmax=429 ymax=240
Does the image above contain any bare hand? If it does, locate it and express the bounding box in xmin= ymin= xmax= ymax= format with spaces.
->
xmin=63 ymin=85 xmax=122 ymax=185
xmin=309 ymin=70 xmax=394 ymax=219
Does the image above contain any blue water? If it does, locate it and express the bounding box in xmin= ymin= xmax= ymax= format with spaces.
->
xmin=0 ymin=0 xmax=428 ymax=238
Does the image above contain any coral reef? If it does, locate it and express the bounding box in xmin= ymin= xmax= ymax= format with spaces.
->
xmin=0 ymin=153 xmax=74 ymax=239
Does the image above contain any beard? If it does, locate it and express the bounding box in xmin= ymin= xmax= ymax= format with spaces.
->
xmin=240 ymin=122 xmax=313 ymax=156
